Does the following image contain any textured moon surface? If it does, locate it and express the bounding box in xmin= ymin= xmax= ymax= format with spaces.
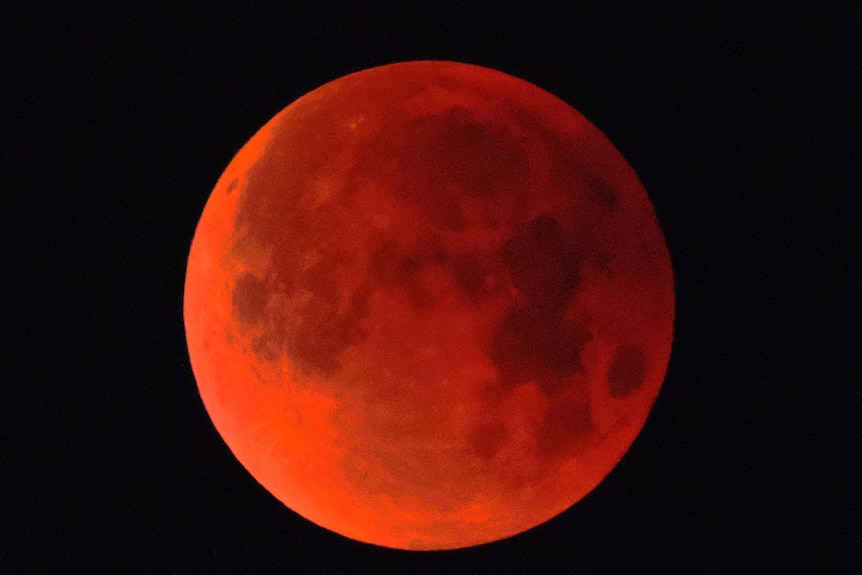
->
xmin=184 ymin=61 xmax=674 ymax=550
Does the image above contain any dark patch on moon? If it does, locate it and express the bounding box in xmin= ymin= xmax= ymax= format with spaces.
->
xmin=368 ymin=240 xmax=440 ymax=309
xmin=483 ymin=210 xmax=598 ymax=463
xmin=370 ymin=105 xmax=531 ymax=211
xmin=288 ymin=286 xmax=371 ymax=377
xmin=490 ymin=306 xmax=591 ymax=395
xmin=448 ymin=253 xmax=487 ymax=303
xmin=500 ymin=214 xmax=581 ymax=311
xmin=226 ymin=178 xmax=238 ymax=194
xmin=436 ymin=106 xmax=530 ymax=198
xmin=232 ymin=272 xmax=269 ymax=325
xmin=607 ymin=344 xmax=647 ymax=398
xmin=231 ymin=255 xmax=372 ymax=378
xmin=490 ymin=214 xmax=592 ymax=395
xmin=507 ymin=104 xmax=621 ymax=212
xmin=581 ymin=171 xmax=620 ymax=212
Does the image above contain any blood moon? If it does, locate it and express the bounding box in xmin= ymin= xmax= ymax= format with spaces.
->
xmin=184 ymin=61 xmax=674 ymax=550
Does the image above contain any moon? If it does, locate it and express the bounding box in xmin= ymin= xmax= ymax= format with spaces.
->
xmin=184 ymin=61 xmax=674 ymax=550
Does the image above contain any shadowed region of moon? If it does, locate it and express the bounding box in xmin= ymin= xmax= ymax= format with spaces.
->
xmin=184 ymin=61 xmax=675 ymax=550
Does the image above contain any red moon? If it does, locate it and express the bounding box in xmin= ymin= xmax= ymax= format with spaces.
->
xmin=184 ymin=61 xmax=674 ymax=550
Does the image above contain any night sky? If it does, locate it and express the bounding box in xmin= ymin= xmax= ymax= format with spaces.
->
xmin=8 ymin=4 xmax=859 ymax=572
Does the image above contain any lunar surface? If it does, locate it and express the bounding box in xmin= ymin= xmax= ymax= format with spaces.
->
xmin=184 ymin=61 xmax=674 ymax=550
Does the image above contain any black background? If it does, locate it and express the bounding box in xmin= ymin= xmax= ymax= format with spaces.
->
xmin=7 ymin=3 xmax=860 ymax=572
